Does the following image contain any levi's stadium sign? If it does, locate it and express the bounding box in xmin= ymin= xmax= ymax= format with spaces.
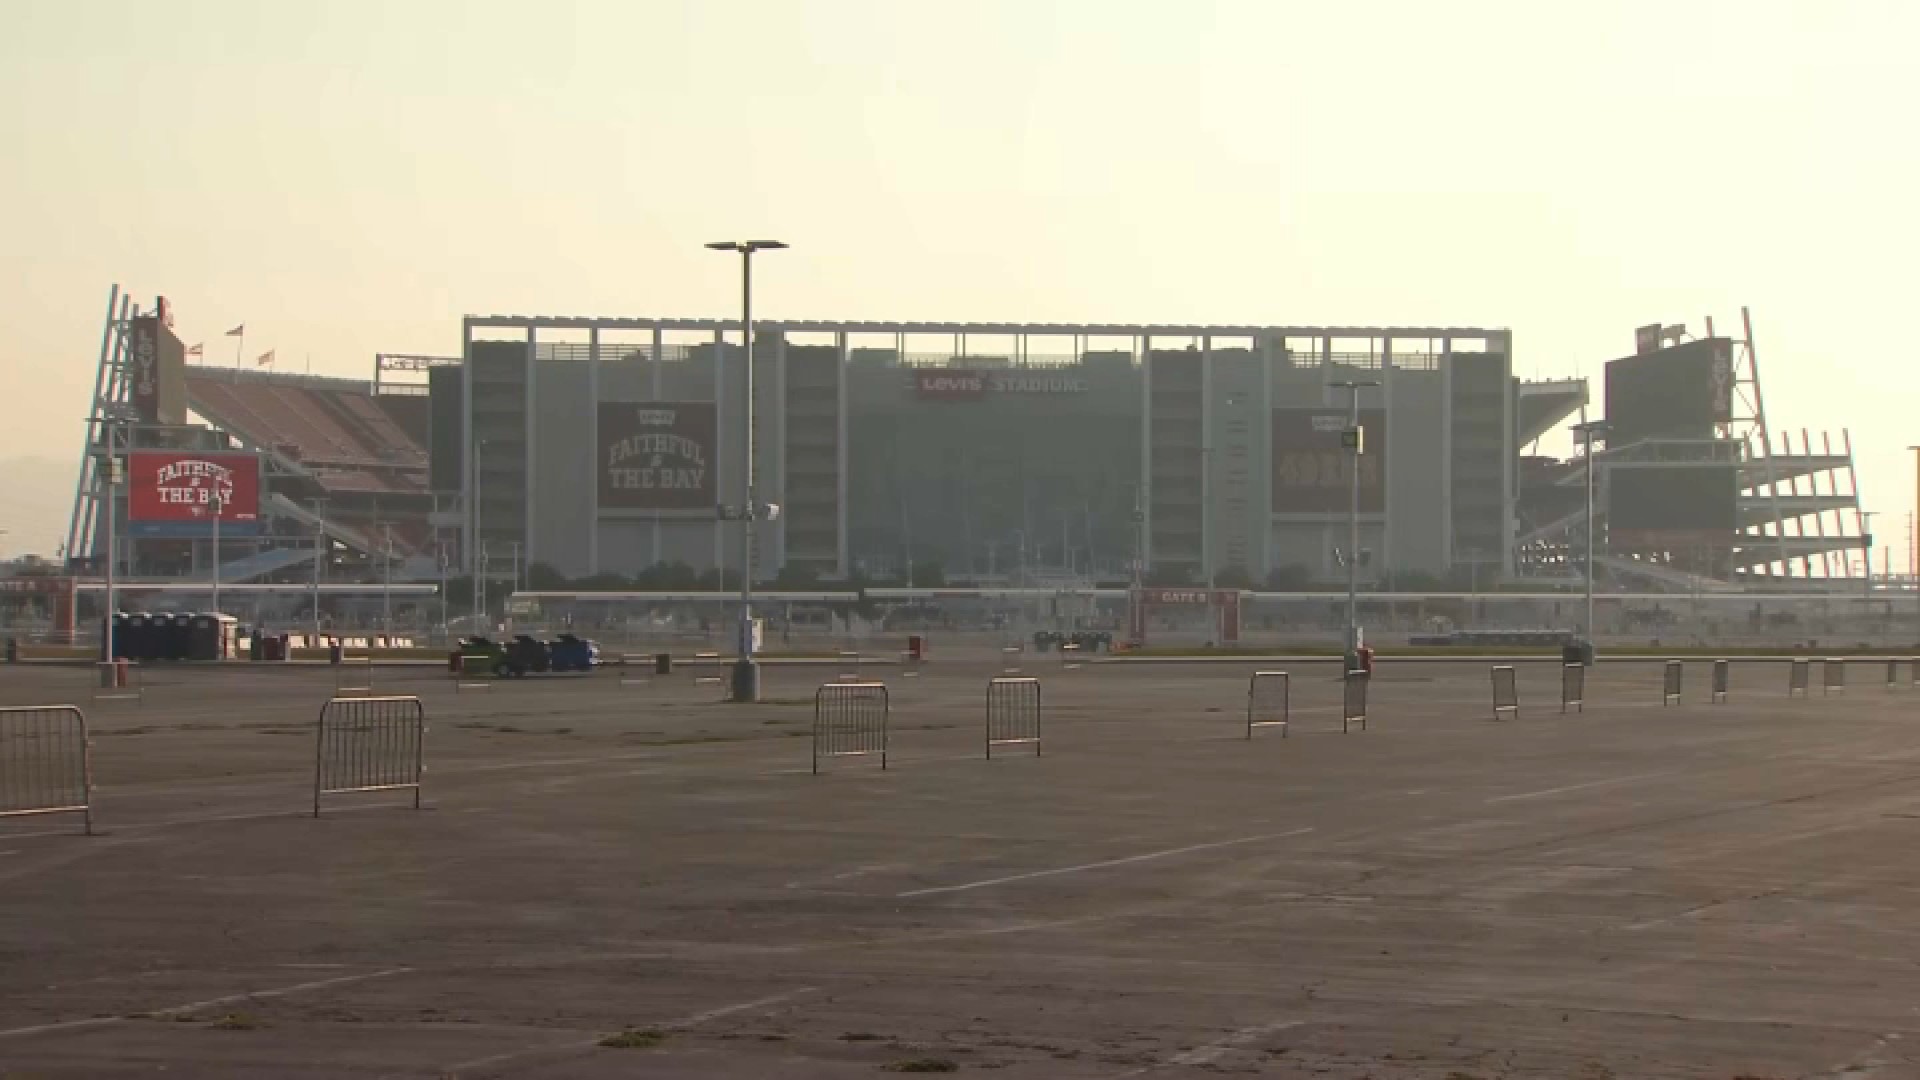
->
xmin=913 ymin=368 xmax=1086 ymax=399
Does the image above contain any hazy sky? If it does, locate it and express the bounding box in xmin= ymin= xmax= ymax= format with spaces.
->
xmin=2 ymin=0 xmax=1915 ymax=567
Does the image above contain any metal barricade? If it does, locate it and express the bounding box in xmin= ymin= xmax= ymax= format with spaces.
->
xmin=1912 ymin=657 xmax=1919 ymax=689
xmin=1488 ymin=665 xmax=1518 ymax=721
xmin=1060 ymin=643 xmax=1083 ymax=670
xmin=334 ymin=654 xmax=375 ymax=697
xmin=812 ymin=682 xmax=889 ymax=774
xmin=1561 ymin=662 xmax=1586 ymax=714
xmin=1342 ymin=669 xmax=1368 ymax=733
xmin=1823 ymin=658 xmax=1845 ymax=696
xmin=1661 ymin=660 xmax=1682 ymax=706
xmin=837 ymin=650 xmax=863 ymax=682
xmin=1247 ymin=671 xmax=1289 ymax=738
xmin=1711 ymin=659 xmax=1730 ymax=704
xmin=313 ymin=696 xmax=426 ymax=816
xmin=986 ymin=677 xmax=1043 ymax=758
xmin=90 ymin=660 xmax=143 ymax=705
xmin=617 ymin=653 xmax=653 ymax=688
xmin=0 ymin=705 xmax=93 ymax=835
xmin=1000 ymin=645 xmax=1023 ymax=674
xmin=1888 ymin=658 xmax=1902 ymax=691
xmin=1788 ymin=658 xmax=1810 ymax=697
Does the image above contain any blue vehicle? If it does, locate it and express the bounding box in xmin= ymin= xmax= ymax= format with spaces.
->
xmin=547 ymin=633 xmax=601 ymax=673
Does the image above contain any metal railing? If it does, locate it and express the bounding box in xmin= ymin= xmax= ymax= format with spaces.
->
xmin=1342 ymin=669 xmax=1369 ymax=733
xmin=1488 ymin=665 xmax=1518 ymax=722
xmin=1823 ymin=658 xmax=1845 ymax=696
xmin=334 ymin=654 xmax=375 ymax=697
xmin=90 ymin=660 xmax=143 ymax=706
xmin=1247 ymin=671 xmax=1289 ymax=738
xmin=836 ymin=650 xmax=863 ymax=682
xmin=1561 ymin=663 xmax=1585 ymax=713
xmin=1788 ymin=658 xmax=1810 ymax=697
xmin=1711 ymin=659 xmax=1730 ymax=704
xmin=313 ymin=696 xmax=426 ymax=816
xmin=812 ymin=682 xmax=889 ymax=774
xmin=0 ymin=705 xmax=93 ymax=834
xmin=986 ymin=677 xmax=1043 ymax=758
xmin=1662 ymin=660 xmax=1683 ymax=706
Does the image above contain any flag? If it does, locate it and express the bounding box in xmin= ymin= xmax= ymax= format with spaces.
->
xmin=225 ymin=324 xmax=245 ymax=337
xmin=186 ymin=343 xmax=204 ymax=357
xmin=256 ymin=349 xmax=275 ymax=367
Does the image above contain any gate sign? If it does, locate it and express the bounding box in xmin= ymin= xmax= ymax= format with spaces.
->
xmin=597 ymin=402 xmax=717 ymax=511
xmin=128 ymin=451 xmax=261 ymax=533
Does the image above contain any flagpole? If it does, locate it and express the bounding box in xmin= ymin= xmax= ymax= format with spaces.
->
xmin=234 ymin=329 xmax=244 ymax=380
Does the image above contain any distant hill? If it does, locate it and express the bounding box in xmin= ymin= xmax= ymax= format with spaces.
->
xmin=0 ymin=456 xmax=76 ymax=559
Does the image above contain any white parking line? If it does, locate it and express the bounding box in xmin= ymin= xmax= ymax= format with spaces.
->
xmin=897 ymin=828 xmax=1315 ymax=898
xmin=1116 ymin=1018 xmax=1305 ymax=1075
xmin=1486 ymin=771 xmax=1677 ymax=804
xmin=438 ymin=986 xmax=819 ymax=1077
xmin=0 ymin=966 xmax=411 ymax=1041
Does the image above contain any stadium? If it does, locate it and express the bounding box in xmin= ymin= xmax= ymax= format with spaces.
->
xmin=19 ymin=287 xmax=1894 ymax=646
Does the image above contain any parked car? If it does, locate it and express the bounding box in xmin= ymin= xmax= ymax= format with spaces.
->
xmin=548 ymin=633 xmax=600 ymax=672
xmin=508 ymin=635 xmax=552 ymax=674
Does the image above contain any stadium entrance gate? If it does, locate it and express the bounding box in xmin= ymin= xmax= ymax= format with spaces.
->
xmin=1127 ymin=588 xmax=1242 ymax=646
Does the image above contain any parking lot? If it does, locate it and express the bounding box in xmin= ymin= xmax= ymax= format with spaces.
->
xmin=3 ymin=652 xmax=1919 ymax=1078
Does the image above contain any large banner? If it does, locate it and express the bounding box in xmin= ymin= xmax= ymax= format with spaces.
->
xmin=127 ymin=314 xmax=188 ymax=426
xmin=1271 ymin=409 xmax=1386 ymax=513
xmin=1607 ymin=465 xmax=1737 ymax=550
xmin=127 ymin=451 xmax=262 ymax=537
xmin=597 ymin=401 xmax=717 ymax=511
xmin=1604 ymin=337 xmax=1733 ymax=446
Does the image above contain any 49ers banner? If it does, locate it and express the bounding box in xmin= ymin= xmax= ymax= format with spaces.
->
xmin=597 ymin=402 xmax=717 ymax=511
xmin=128 ymin=451 xmax=263 ymax=537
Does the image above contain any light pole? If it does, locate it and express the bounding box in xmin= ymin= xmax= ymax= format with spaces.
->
xmin=311 ymin=504 xmax=325 ymax=641
xmin=381 ymin=523 xmax=394 ymax=639
xmin=1330 ymin=380 xmax=1379 ymax=665
xmin=209 ymin=492 xmax=223 ymax=616
xmin=471 ymin=438 xmax=489 ymax=626
xmin=1571 ymin=417 xmax=1611 ymax=656
xmin=102 ymin=419 xmax=121 ymax=665
xmin=1909 ymin=446 xmax=1919 ymax=638
xmin=1861 ymin=510 xmax=1878 ymax=607
xmin=706 ymin=239 xmax=787 ymax=703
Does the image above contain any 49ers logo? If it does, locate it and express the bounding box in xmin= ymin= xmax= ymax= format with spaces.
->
xmin=152 ymin=459 xmax=236 ymax=515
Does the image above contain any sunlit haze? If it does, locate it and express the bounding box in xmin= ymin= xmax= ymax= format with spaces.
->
xmin=2 ymin=0 xmax=1915 ymax=564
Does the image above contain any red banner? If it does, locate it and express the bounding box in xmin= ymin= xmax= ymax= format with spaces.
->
xmin=127 ymin=452 xmax=261 ymax=523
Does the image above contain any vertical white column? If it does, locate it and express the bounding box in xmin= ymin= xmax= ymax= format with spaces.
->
xmin=461 ymin=319 xmax=474 ymax=573
xmin=1440 ymin=337 xmax=1455 ymax=570
xmin=836 ymin=330 xmax=850 ymax=579
xmin=1380 ymin=336 xmax=1394 ymax=581
xmin=587 ymin=326 xmax=600 ymax=576
xmin=652 ymin=324 xmax=664 ymax=566
xmin=1498 ymin=330 xmax=1516 ymax=580
xmin=1259 ymin=333 xmax=1275 ymax=582
xmin=1139 ymin=335 xmax=1153 ymax=574
xmin=523 ymin=330 xmax=537 ymax=572
xmin=770 ymin=332 xmax=787 ymax=578
xmin=1200 ymin=335 xmax=1214 ymax=588
xmin=713 ymin=328 xmax=725 ymax=576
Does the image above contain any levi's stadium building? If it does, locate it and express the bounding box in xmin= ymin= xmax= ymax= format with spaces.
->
xmin=439 ymin=316 xmax=1584 ymax=589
